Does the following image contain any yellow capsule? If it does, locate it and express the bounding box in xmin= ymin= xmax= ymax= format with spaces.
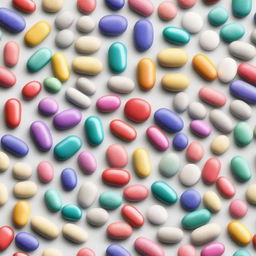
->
xmin=192 ymin=54 xmax=217 ymax=81
xmin=210 ymin=135 xmax=230 ymax=155
xmin=72 ymin=56 xmax=103 ymax=75
xmin=24 ymin=21 xmax=51 ymax=47
xmin=137 ymin=58 xmax=156 ymax=91
xmin=227 ymin=221 xmax=252 ymax=246
xmin=161 ymin=73 xmax=189 ymax=92
xmin=52 ymin=52 xmax=70 ymax=82
xmin=12 ymin=200 xmax=31 ymax=227
xmin=133 ymin=148 xmax=151 ymax=178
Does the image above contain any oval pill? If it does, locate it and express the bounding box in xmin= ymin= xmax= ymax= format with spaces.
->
xmin=180 ymin=189 xmax=201 ymax=212
xmin=106 ymin=144 xmax=128 ymax=168
xmin=216 ymin=176 xmax=236 ymax=198
xmin=37 ymin=161 xmax=54 ymax=183
xmin=203 ymin=191 xmax=222 ymax=213
xmin=110 ymin=119 xmax=137 ymax=141
xmin=86 ymin=208 xmax=109 ymax=226
xmin=217 ymin=57 xmax=237 ymax=83
xmin=199 ymin=86 xmax=226 ymax=107
xmin=99 ymin=191 xmax=122 ymax=210
xmin=5 ymin=98 xmax=21 ymax=128
xmin=163 ymin=26 xmax=190 ymax=45
xmin=65 ymin=88 xmax=91 ymax=109
xmin=107 ymin=222 xmax=133 ymax=240
xmin=12 ymin=200 xmax=30 ymax=227
xmin=15 ymin=232 xmax=39 ymax=252
xmin=84 ymin=116 xmax=104 ymax=146
xmin=186 ymin=142 xmax=204 ymax=162
xmin=51 ymin=52 xmax=70 ymax=82
xmin=146 ymin=126 xmax=169 ymax=151
xmin=211 ymin=135 xmax=230 ymax=155
xmin=55 ymin=29 xmax=74 ymax=49
xmin=173 ymin=133 xmax=189 ymax=151
xmin=108 ymin=76 xmax=135 ymax=94
xmin=75 ymin=36 xmax=101 ymax=54
xmin=157 ymin=227 xmax=183 ymax=244
xmin=162 ymin=74 xmax=189 ymax=92
xmin=231 ymin=155 xmax=251 ymax=181
xmin=134 ymin=237 xmax=164 ymax=256
xmin=202 ymin=158 xmax=221 ymax=185
xmin=108 ymin=42 xmax=127 ymax=73
xmin=77 ymin=182 xmax=98 ymax=208
xmin=22 ymin=81 xmax=42 ymax=100
xmin=13 ymin=181 xmax=37 ymax=199
xmin=72 ymin=56 xmax=103 ymax=75
xmin=238 ymin=62 xmax=256 ymax=85
xmin=123 ymin=184 xmax=149 ymax=202
xmin=77 ymin=0 xmax=96 ymax=14
xmin=0 ymin=225 xmax=14 ymax=251
xmin=62 ymin=223 xmax=88 ymax=244
xmin=121 ymin=204 xmax=144 ymax=228
xmin=77 ymin=151 xmax=97 ymax=174
xmin=55 ymin=11 xmax=74 ymax=30
xmin=229 ymin=41 xmax=256 ymax=61
xmin=0 ymin=66 xmax=16 ymax=88
xmin=4 ymin=41 xmax=20 ymax=67
xmin=179 ymin=164 xmax=201 ymax=186
xmin=190 ymin=120 xmax=212 ymax=138
xmin=0 ymin=152 xmax=9 ymax=172
xmin=61 ymin=204 xmax=82 ymax=222
xmin=42 ymin=248 xmax=63 ymax=256
xmin=159 ymin=153 xmax=180 ymax=177
xmin=228 ymin=221 xmax=252 ymax=245
xmin=0 ymin=183 xmax=8 ymax=206
xmin=61 ymin=168 xmax=77 ymax=191
xmin=182 ymin=11 xmax=203 ymax=34
xmin=158 ymin=1 xmax=177 ymax=21
xmin=133 ymin=147 xmax=151 ymax=178
xmin=230 ymin=100 xmax=251 ymax=120
xmin=76 ymin=77 xmax=96 ymax=96
xmin=99 ymin=15 xmax=127 ymax=36
xmin=12 ymin=162 xmax=32 ymax=180
xmin=105 ymin=0 xmax=125 ymax=10
xmin=128 ymin=0 xmax=154 ymax=17
xmin=102 ymin=168 xmax=130 ymax=187
xmin=106 ymin=244 xmax=130 ymax=256
xmin=43 ymin=0 xmax=63 ymax=12
xmin=44 ymin=189 xmax=62 ymax=212
xmin=76 ymin=16 xmax=95 ymax=33
xmin=220 ymin=22 xmax=245 ymax=43
xmin=201 ymin=242 xmax=225 ymax=256
xmin=208 ymin=6 xmax=228 ymax=26
xmin=232 ymin=0 xmax=252 ymax=18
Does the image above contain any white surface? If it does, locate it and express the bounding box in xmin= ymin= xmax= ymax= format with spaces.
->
xmin=0 ymin=0 xmax=256 ymax=255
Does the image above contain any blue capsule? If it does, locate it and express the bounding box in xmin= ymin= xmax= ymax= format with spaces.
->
xmin=105 ymin=0 xmax=125 ymax=10
xmin=15 ymin=232 xmax=39 ymax=252
xmin=106 ymin=244 xmax=131 ymax=256
xmin=180 ymin=189 xmax=201 ymax=212
xmin=173 ymin=133 xmax=189 ymax=150
xmin=61 ymin=168 xmax=77 ymax=191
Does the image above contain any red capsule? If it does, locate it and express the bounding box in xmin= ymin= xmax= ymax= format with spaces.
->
xmin=13 ymin=253 xmax=29 ymax=256
xmin=121 ymin=204 xmax=144 ymax=228
xmin=199 ymin=86 xmax=226 ymax=107
xmin=0 ymin=226 xmax=14 ymax=251
xmin=12 ymin=0 xmax=36 ymax=13
xmin=123 ymin=184 xmax=149 ymax=202
xmin=110 ymin=119 xmax=137 ymax=142
xmin=5 ymin=98 xmax=22 ymax=128
xmin=22 ymin=81 xmax=42 ymax=100
xmin=77 ymin=248 xmax=95 ymax=256
xmin=77 ymin=0 xmax=96 ymax=14
xmin=202 ymin=158 xmax=221 ymax=185
xmin=102 ymin=168 xmax=130 ymax=187
xmin=216 ymin=176 xmax=236 ymax=198
xmin=238 ymin=63 xmax=256 ymax=85
xmin=107 ymin=222 xmax=133 ymax=240
xmin=252 ymin=234 xmax=256 ymax=248
xmin=186 ymin=142 xmax=204 ymax=163
xmin=0 ymin=66 xmax=16 ymax=88
xmin=4 ymin=41 xmax=20 ymax=67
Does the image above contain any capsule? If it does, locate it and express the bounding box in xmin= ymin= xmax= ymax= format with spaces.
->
xmin=51 ymin=52 xmax=70 ymax=82
xmin=199 ymin=86 xmax=226 ymax=107
xmin=133 ymin=148 xmax=151 ymax=178
xmin=228 ymin=221 xmax=252 ymax=245
xmin=5 ymin=98 xmax=21 ymax=128
xmin=4 ymin=41 xmax=20 ymax=67
xmin=84 ymin=116 xmax=104 ymax=146
xmin=102 ymin=168 xmax=130 ymax=187
xmin=0 ymin=66 xmax=16 ymax=87
xmin=108 ymin=42 xmax=127 ymax=73
xmin=146 ymin=126 xmax=170 ymax=151
xmin=12 ymin=200 xmax=31 ymax=227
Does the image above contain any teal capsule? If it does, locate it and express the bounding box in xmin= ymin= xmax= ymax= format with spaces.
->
xmin=163 ymin=26 xmax=190 ymax=45
xmin=231 ymin=156 xmax=251 ymax=182
xmin=84 ymin=116 xmax=104 ymax=146
xmin=61 ymin=204 xmax=82 ymax=221
xmin=220 ymin=22 xmax=245 ymax=43
xmin=108 ymin=42 xmax=127 ymax=73
xmin=233 ymin=249 xmax=251 ymax=256
xmin=232 ymin=0 xmax=252 ymax=18
xmin=182 ymin=209 xmax=211 ymax=230
xmin=151 ymin=181 xmax=178 ymax=205
xmin=234 ymin=122 xmax=253 ymax=147
xmin=159 ymin=153 xmax=180 ymax=177
xmin=27 ymin=47 xmax=52 ymax=72
xmin=99 ymin=191 xmax=122 ymax=210
xmin=54 ymin=135 xmax=82 ymax=161
xmin=208 ymin=7 xmax=228 ymax=26
xmin=43 ymin=77 xmax=62 ymax=93
xmin=44 ymin=189 xmax=62 ymax=212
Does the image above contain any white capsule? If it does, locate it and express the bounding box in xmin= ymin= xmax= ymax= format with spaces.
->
xmin=62 ymin=223 xmax=88 ymax=244
xmin=173 ymin=92 xmax=189 ymax=113
xmin=108 ymin=76 xmax=135 ymax=94
xmin=76 ymin=77 xmax=96 ymax=96
xmin=77 ymin=182 xmax=98 ymax=208
xmin=229 ymin=41 xmax=256 ymax=61
xmin=199 ymin=30 xmax=220 ymax=51
xmin=179 ymin=164 xmax=201 ymax=187
xmin=86 ymin=208 xmax=109 ymax=227
xmin=217 ymin=57 xmax=237 ymax=83
xmin=188 ymin=102 xmax=207 ymax=120
xmin=157 ymin=227 xmax=184 ymax=244
xmin=229 ymin=100 xmax=252 ymax=120
xmin=65 ymin=88 xmax=91 ymax=109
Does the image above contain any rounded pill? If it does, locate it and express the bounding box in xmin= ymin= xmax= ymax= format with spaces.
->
xmin=76 ymin=77 xmax=96 ymax=96
xmin=182 ymin=12 xmax=203 ymax=34
xmin=12 ymin=162 xmax=32 ymax=180
xmin=15 ymin=232 xmax=39 ymax=252
xmin=178 ymin=244 xmax=196 ymax=256
xmin=86 ymin=208 xmax=109 ymax=227
xmin=208 ymin=7 xmax=228 ymax=26
xmin=190 ymin=120 xmax=212 ymax=138
xmin=96 ymin=95 xmax=121 ymax=113
xmin=216 ymin=176 xmax=236 ymax=198
xmin=134 ymin=237 xmax=164 ymax=256
xmin=102 ymin=168 xmax=130 ymax=187
xmin=61 ymin=168 xmax=77 ymax=191
xmin=75 ymin=36 xmax=100 ymax=54
xmin=0 ymin=152 xmax=9 ymax=172
xmin=163 ymin=26 xmax=190 ymax=45
xmin=202 ymin=158 xmax=221 ymax=185
xmin=220 ymin=23 xmax=245 ymax=43
xmin=12 ymin=0 xmax=36 ymax=13
xmin=209 ymin=109 xmax=233 ymax=134
xmin=108 ymin=42 xmax=127 ymax=73
xmin=121 ymin=204 xmax=144 ymax=228
xmin=106 ymin=144 xmax=128 ymax=168
xmin=180 ymin=189 xmax=201 ymax=211
xmin=76 ymin=16 xmax=95 ymax=33
xmin=218 ymin=57 xmax=237 ymax=83
xmin=238 ymin=62 xmax=256 ymax=85
xmin=123 ymin=184 xmax=149 ymax=202
xmin=162 ymin=74 xmax=189 ymax=92
xmin=128 ymin=0 xmax=154 ymax=17
xmin=4 ymin=41 xmax=20 ymax=67
xmin=246 ymin=184 xmax=256 ymax=205
xmin=13 ymin=181 xmax=37 ymax=199
xmin=158 ymin=1 xmax=177 ymax=21
xmin=55 ymin=30 xmax=74 ymax=49
xmin=173 ymin=92 xmax=189 ymax=113
xmin=229 ymin=199 xmax=248 ymax=218
xmin=84 ymin=116 xmax=104 ymax=146
xmin=234 ymin=123 xmax=253 ymax=147
xmin=228 ymin=221 xmax=252 ymax=246
xmin=77 ymin=0 xmax=96 ymax=14
xmin=43 ymin=0 xmax=63 ymax=12
xmin=229 ymin=41 xmax=256 ymax=61
xmin=110 ymin=119 xmax=137 ymax=141
xmin=157 ymin=227 xmax=183 ymax=244
xmin=106 ymin=244 xmax=130 ymax=256
xmin=61 ymin=204 xmax=82 ymax=222
xmin=51 ymin=52 xmax=70 ymax=82
xmin=199 ymin=30 xmax=220 ymax=51
xmin=42 ymin=248 xmax=63 ymax=256
xmin=188 ymin=102 xmax=207 ymax=120
xmin=77 ymin=182 xmax=98 ymax=209
xmin=55 ymin=11 xmax=74 ymax=30
xmin=65 ymin=88 xmax=91 ymax=109
xmin=77 ymin=151 xmax=97 ymax=174
xmin=99 ymin=191 xmax=122 ymax=210
xmin=43 ymin=77 xmax=62 ymax=93
xmin=62 ymin=223 xmax=88 ymax=244
xmin=107 ymin=222 xmax=133 ymax=240
xmin=186 ymin=142 xmax=204 ymax=162
xmin=38 ymin=97 xmax=58 ymax=116
xmin=133 ymin=148 xmax=151 ymax=178
xmin=44 ymin=189 xmax=62 ymax=212
xmin=22 ymin=81 xmax=42 ymax=100
xmin=108 ymin=76 xmax=135 ymax=94
xmin=77 ymin=248 xmax=95 ymax=256
xmin=0 ymin=66 xmax=16 ymax=88
xmin=99 ymin=15 xmax=127 ymax=36
xmin=179 ymin=164 xmax=201 ymax=186
xmin=147 ymin=205 xmax=168 ymax=225
xmin=12 ymin=200 xmax=30 ymax=227
xmin=211 ymin=135 xmax=230 ymax=155
xmin=0 ymin=225 xmax=14 ymax=251
xmin=232 ymin=0 xmax=252 ymax=18
xmin=147 ymin=126 xmax=169 ymax=151
xmin=201 ymin=242 xmax=225 ymax=256
xmin=5 ymin=98 xmax=21 ymax=128
xmin=72 ymin=56 xmax=103 ymax=75
xmin=203 ymin=191 xmax=222 ymax=213
xmin=105 ymin=0 xmax=125 ymax=10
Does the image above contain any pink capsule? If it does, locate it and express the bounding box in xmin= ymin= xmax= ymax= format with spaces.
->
xmin=106 ymin=144 xmax=128 ymax=168
xmin=134 ymin=237 xmax=164 ymax=256
xmin=4 ymin=41 xmax=20 ymax=67
xmin=178 ymin=244 xmax=196 ymax=256
xmin=37 ymin=161 xmax=54 ymax=183
xmin=123 ymin=184 xmax=149 ymax=202
xmin=238 ymin=62 xmax=256 ymax=85
xmin=128 ymin=0 xmax=154 ymax=17
xmin=186 ymin=141 xmax=204 ymax=162
xmin=78 ymin=151 xmax=97 ymax=174
xmin=77 ymin=248 xmax=95 ymax=256
xmin=202 ymin=158 xmax=221 ymax=185
xmin=96 ymin=94 xmax=121 ymax=113
xmin=0 ymin=66 xmax=16 ymax=88
xmin=201 ymin=242 xmax=225 ymax=256
xmin=146 ymin=126 xmax=170 ymax=151
xmin=216 ymin=176 xmax=236 ymax=198
xmin=107 ymin=222 xmax=133 ymax=240
xmin=199 ymin=86 xmax=226 ymax=107
xmin=229 ymin=199 xmax=248 ymax=218
xmin=178 ymin=0 xmax=196 ymax=9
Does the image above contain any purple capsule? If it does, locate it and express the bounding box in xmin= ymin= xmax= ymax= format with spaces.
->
xmin=15 ymin=232 xmax=39 ymax=252
xmin=190 ymin=120 xmax=212 ymax=138
xmin=77 ymin=151 xmax=97 ymax=174
xmin=106 ymin=244 xmax=131 ymax=256
xmin=38 ymin=97 xmax=59 ymax=116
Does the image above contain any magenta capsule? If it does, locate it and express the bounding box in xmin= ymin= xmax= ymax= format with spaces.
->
xmin=0 ymin=66 xmax=16 ymax=87
xmin=146 ymin=126 xmax=169 ymax=151
xmin=96 ymin=94 xmax=121 ymax=113
xmin=4 ymin=41 xmax=20 ymax=67
xmin=201 ymin=242 xmax=225 ymax=256
xmin=78 ymin=151 xmax=97 ymax=174
xmin=190 ymin=120 xmax=212 ymax=138
xmin=134 ymin=237 xmax=164 ymax=256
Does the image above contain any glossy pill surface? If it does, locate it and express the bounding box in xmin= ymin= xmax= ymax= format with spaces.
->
xmin=202 ymin=158 xmax=221 ymax=185
xmin=121 ymin=204 xmax=144 ymax=228
xmin=97 ymin=95 xmax=121 ymax=113
xmin=99 ymin=191 xmax=122 ymax=210
xmin=201 ymin=242 xmax=225 ymax=256
xmin=62 ymin=223 xmax=88 ymax=244
xmin=0 ymin=226 xmax=14 ymax=251
xmin=13 ymin=0 xmax=36 ymax=13
xmin=65 ymin=88 xmax=91 ymax=109
xmin=128 ymin=0 xmax=154 ymax=17
xmin=99 ymin=15 xmax=127 ymax=36
xmin=61 ymin=168 xmax=77 ymax=191
xmin=15 ymin=232 xmax=39 ymax=252
xmin=146 ymin=126 xmax=169 ymax=151
xmin=77 ymin=0 xmax=96 ymax=14
xmin=51 ymin=52 xmax=70 ymax=82
xmin=238 ymin=63 xmax=256 ymax=85
xmin=110 ymin=120 xmax=137 ymax=141
xmin=163 ymin=26 xmax=190 ymax=45
xmin=5 ymin=98 xmax=21 ymax=128
xmin=232 ymin=0 xmax=252 ymax=18
xmin=107 ymin=222 xmax=133 ymax=240
xmin=231 ymin=155 xmax=251 ymax=182
xmin=134 ymin=237 xmax=164 ymax=256
xmin=133 ymin=148 xmax=151 ymax=178
xmin=38 ymin=98 xmax=58 ymax=116
xmin=159 ymin=153 xmax=180 ymax=177
xmin=4 ymin=41 xmax=20 ymax=67
xmin=108 ymin=42 xmax=127 ymax=73
xmin=86 ymin=208 xmax=109 ymax=226
xmin=0 ymin=66 xmax=16 ymax=88
xmin=216 ymin=176 xmax=236 ymax=198
xmin=102 ymin=168 xmax=130 ymax=187
xmin=77 ymin=182 xmax=98 ymax=209
xmin=72 ymin=57 xmax=103 ymax=75
xmin=106 ymin=144 xmax=128 ymax=168
xmin=199 ymin=86 xmax=226 ymax=107
xmin=228 ymin=221 xmax=252 ymax=245
xmin=180 ymin=189 xmax=201 ymax=211
xmin=208 ymin=7 xmax=228 ymax=26
xmin=12 ymin=200 xmax=30 ymax=227
xmin=162 ymin=74 xmax=189 ymax=92
xmin=77 ymin=151 xmax=97 ymax=174
xmin=84 ymin=116 xmax=104 ymax=146
xmin=22 ymin=81 xmax=42 ymax=100
xmin=123 ymin=184 xmax=149 ymax=202
xmin=44 ymin=189 xmax=62 ymax=212
xmin=220 ymin=22 xmax=245 ymax=43
xmin=61 ymin=204 xmax=82 ymax=221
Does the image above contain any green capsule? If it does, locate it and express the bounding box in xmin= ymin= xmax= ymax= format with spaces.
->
xmin=231 ymin=156 xmax=251 ymax=182
xmin=108 ymin=42 xmax=127 ymax=73
xmin=27 ymin=47 xmax=52 ymax=72
xmin=44 ymin=189 xmax=62 ymax=212
xmin=163 ymin=26 xmax=190 ymax=45
xmin=159 ymin=153 xmax=180 ymax=177
xmin=220 ymin=22 xmax=245 ymax=43
xmin=233 ymin=249 xmax=251 ymax=256
xmin=61 ymin=204 xmax=82 ymax=221
xmin=54 ymin=135 xmax=82 ymax=161
xmin=208 ymin=7 xmax=228 ymax=26
xmin=43 ymin=77 xmax=62 ymax=93
xmin=84 ymin=116 xmax=104 ymax=146
xmin=151 ymin=181 xmax=178 ymax=205
xmin=99 ymin=191 xmax=122 ymax=210
xmin=232 ymin=0 xmax=252 ymax=18
xmin=234 ymin=122 xmax=253 ymax=147
xmin=182 ymin=209 xmax=211 ymax=230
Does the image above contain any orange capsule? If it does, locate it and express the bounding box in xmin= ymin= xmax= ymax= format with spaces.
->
xmin=5 ymin=98 xmax=22 ymax=128
xmin=102 ymin=168 xmax=131 ymax=187
xmin=192 ymin=54 xmax=217 ymax=81
xmin=107 ymin=222 xmax=133 ymax=240
xmin=137 ymin=58 xmax=156 ymax=90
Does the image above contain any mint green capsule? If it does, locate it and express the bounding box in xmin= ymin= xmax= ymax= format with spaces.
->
xmin=231 ymin=156 xmax=251 ymax=182
xmin=208 ymin=7 xmax=228 ymax=26
xmin=234 ymin=122 xmax=253 ymax=147
xmin=27 ymin=47 xmax=52 ymax=72
xmin=163 ymin=27 xmax=190 ymax=45
xmin=220 ymin=22 xmax=245 ymax=43
xmin=108 ymin=42 xmax=127 ymax=73
xmin=159 ymin=153 xmax=180 ymax=177
xmin=43 ymin=77 xmax=62 ymax=93
xmin=151 ymin=181 xmax=178 ymax=205
xmin=232 ymin=0 xmax=252 ymax=18
xmin=61 ymin=204 xmax=82 ymax=221
xmin=44 ymin=189 xmax=62 ymax=212
xmin=84 ymin=116 xmax=104 ymax=146
xmin=54 ymin=135 xmax=82 ymax=161
xmin=182 ymin=209 xmax=211 ymax=230
xmin=233 ymin=249 xmax=251 ymax=256
xmin=99 ymin=191 xmax=122 ymax=210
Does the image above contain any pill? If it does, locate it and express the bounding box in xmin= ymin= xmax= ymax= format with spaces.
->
xmin=186 ymin=142 xmax=204 ymax=162
xmin=157 ymin=227 xmax=183 ymax=244
xmin=102 ymin=168 xmax=130 ymax=187
xmin=210 ymin=135 xmax=229 ymax=155
xmin=54 ymin=135 xmax=82 ymax=161
xmin=0 ymin=226 xmax=14 ymax=251
xmin=76 ymin=16 xmax=95 ymax=33
xmin=209 ymin=109 xmax=234 ymax=133
xmin=178 ymin=0 xmax=196 ymax=8
xmin=77 ymin=151 xmax=97 ymax=174
xmin=61 ymin=168 xmax=77 ymax=191
xmin=234 ymin=122 xmax=253 ymax=147
xmin=199 ymin=30 xmax=220 ymax=51
xmin=162 ymin=73 xmax=189 ymax=92
xmin=43 ymin=0 xmax=63 ymax=12
xmin=180 ymin=189 xmax=201 ymax=212
xmin=203 ymin=191 xmax=222 ymax=213
xmin=75 ymin=36 xmax=101 ymax=54
xmin=179 ymin=164 xmax=201 ymax=186
xmin=158 ymin=1 xmax=177 ymax=21
xmin=77 ymin=248 xmax=95 ymax=256
xmin=107 ymin=222 xmax=133 ymax=240
xmin=55 ymin=30 xmax=74 ymax=49
xmin=99 ymin=191 xmax=122 ymax=210
xmin=110 ymin=119 xmax=137 ymax=141
xmin=134 ymin=237 xmax=164 ymax=256
xmin=0 ymin=152 xmax=10 ymax=172
xmin=173 ymin=92 xmax=189 ymax=113
xmin=37 ymin=161 xmax=54 ymax=183
xmin=0 ymin=183 xmax=8 ymax=206
xmin=106 ymin=244 xmax=130 ymax=256
xmin=147 ymin=205 xmax=168 ymax=225
xmin=55 ymin=11 xmax=74 ymax=30
xmin=238 ymin=63 xmax=256 ymax=85
xmin=65 ymin=88 xmax=91 ymax=109
xmin=137 ymin=58 xmax=156 ymax=90
xmin=159 ymin=153 xmax=180 ymax=177
xmin=199 ymin=86 xmax=226 ymax=107
xmin=216 ymin=176 xmax=236 ymax=198
xmin=231 ymin=155 xmax=251 ymax=183
xmin=77 ymin=0 xmax=96 ymax=14
xmin=146 ymin=126 xmax=169 ymax=151
xmin=30 ymin=121 xmax=52 ymax=151
xmin=151 ymin=180 xmax=178 ymax=204
xmin=158 ymin=48 xmax=188 ymax=68
xmin=246 ymin=184 xmax=256 ymax=205
xmin=202 ymin=158 xmax=221 ymax=185
xmin=188 ymin=102 xmax=207 ymax=120
xmin=5 ymin=98 xmax=21 ymax=128
xmin=228 ymin=221 xmax=252 ymax=245
xmin=251 ymin=29 xmax=256 ymax=44
xmin=208 ymin=6 xmax=228 ymax=26
xmin=27 ymin=47 xmax=52 ymax=72
xmin=201 ymin=242 xmax=225 ymax=256
xmin=0 ymin=66 xmax=16 ymax=87
xmin=133 ymin=147 xmax=151 ymax=178
xmin=128 ymin=0 xmax=154 ymax=17
xmin=133 ymin=19 xmax=153 ymax=51
xmin=229 ymin=41 xmax=256 ymax=61
xmin=4 ymin=41 xmax=20 ymax=67
xmin=38 ymin=97 xmax=59 ymax=116
xmin=220 ymin=22 xmax=245 ymax=43
xmin=86 ymin=208 xmax=109 ymax=226
xmin=76 ymin=77 xmax=96 ymax=96
xmin=123 ymin=184 xmax=149 ymax=202
xmin=178 ymin=244 xmax=196 ymax=256
xmin=229 ymin=199 xmax=248 ymax=218
xmin=15 ymin=232 xmax=39 ymax=252
xmin=182 ymin=12 xmax=203 ymax=34
xmin=42 ymin=248 xmax=63 ymax=256
xmin=191 ymin=223 xmax=221 ymax=245
xmin=108 ymin=42 xmax=127 ymax=73
xmin=233 ymin=249 xmax=251 ymax=256
xmin=163 ymin=26 xmax=190 ymax=45
xmin=62 ymin=223 xmax=88 ymax=244
xmin=121 ymin=204 xmax=144 ymax=228
xmin=53 ymin=109 xmax=82 ymax=130
xmin=52 ymin=52 xmax=70 ymax=81
xmin=1 ymin=134 xmax=29 ymax=157
xmin=22 ymin=81 xmax=42 ymax=100
xmin=190 ymin=120 xmax=212 ymax=138
xmin=77 ymin=182 xmax=98 ymax=208
xmin=108 ymin=76 xmax=135 ymax=94
xmin=31 ymin=216 xmax=59 ymax=239
xmin=13 ymin=252 xmax=29 ymax=256
xmin=232 ymin=0 xmax=252 ymax=18
xmin=44 ymin=189 xmax=62 ymax=212
xmin=105 ymin=0 xmax=125 ymax=10
xmin=192 ymin=54 xmax=217 ymax=81
xmin=61 ymin=204 xmax=82 ymax=221
xmin=230 ymin=100 xmax=251 ymax=121
xmin=84 ymin=116 xmax=104 ymax=146
xmin=106 ymin=144 xmax=128 ymax=168
xmin=0 ymin=8 xmax=26 ymax=33
xmin=13 ymin=181 xmax=37 ymax=199
xmin=12 ymin=0 xmax=36 ymax=13
xmin=72 ymin=56 xmax=103 ymax=75
xmin=217 ymin=57 xmax=237 ymax=83
xmin=99 ymin=15 xmax=127 ymax=36
xmin=12 ymin=162 xmax=32 ymax=180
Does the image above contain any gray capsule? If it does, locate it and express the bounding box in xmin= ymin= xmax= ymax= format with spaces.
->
xmin=229 ymin=100 xmax=252 ymax=120
xmin=157 ymin=227 xmax=184 ymax=244
xmin=188 ymin=102 xmax=207 ymax=119
xmin=209 ymin=109 xmax=234 ymax=133
xmin=55 ymin=29 xmax=74 ymax=48
xmin=55 ymin=11 xmax=74 ymax=30
xmin=86 ymin=208 xmax=109 ymax=227
xmin=108 ymin=76 xmax=135 ymax=94
xmin=76 ymin=16 xmax=95 ymax=33
xmin=173 ymin=92 xmax=189 ymax=113
xmin=65 ymin=88 xmax=91 ymax=109
xmin=76 ymin=77 xmax=96 ymax=96
xmin=229 ymin=41 xmax=256 ymax=61
xmin=77 ymin=182 xmax=98 ymax=208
